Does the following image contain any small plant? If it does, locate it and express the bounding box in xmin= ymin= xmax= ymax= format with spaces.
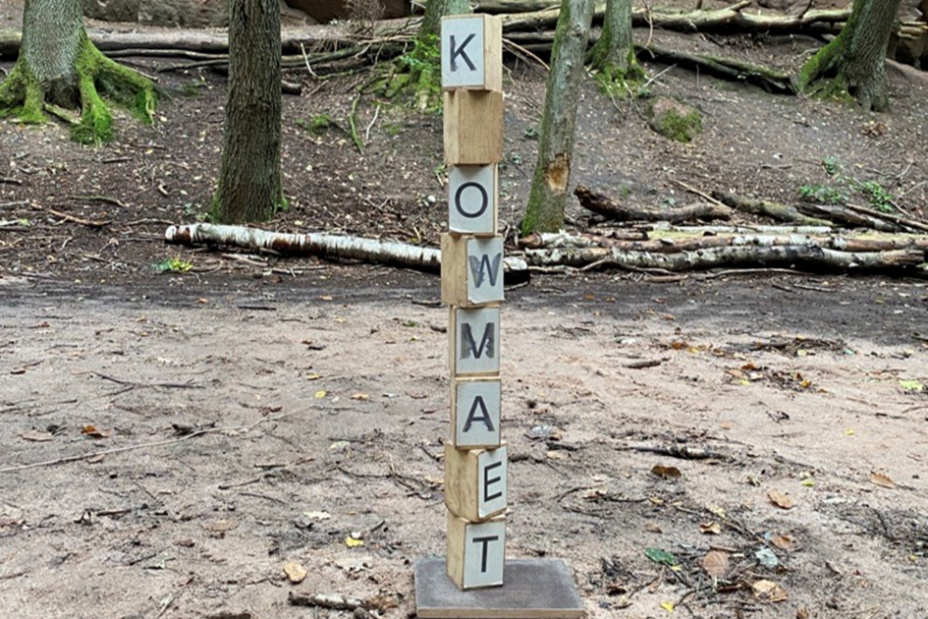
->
xmin=389 ymin=34 xmax=442 ymax=111
xmin=523 ymin=126 xmax=539 ymax=140
xmin=297 ymin=114 xmax=334 ymax=137
xmin=155 ymin=256 xmax=193 ymax=273
xmin=821 ymin=156 xmax=841 ymax=176
xmin=799 ymin=184 xmax=846 ymax=205
xmin=856 ymin=180 xmax=896 ymax=213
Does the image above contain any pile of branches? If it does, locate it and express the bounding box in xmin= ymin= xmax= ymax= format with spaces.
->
xmin=513 ymin=184 xmax=928 ymax=277
xmin=2 ymin=2 xmax=924 ymax=85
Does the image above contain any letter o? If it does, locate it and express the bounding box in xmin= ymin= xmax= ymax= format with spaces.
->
xmin=455 ymin=182 xmax=489 ymax=218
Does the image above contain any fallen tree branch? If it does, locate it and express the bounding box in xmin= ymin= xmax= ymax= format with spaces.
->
xmin=796 ymin=202 xmax=901 ymax=232
xmin=288 ymin=592 xmax=373 ymax=619
xmin=523 ymin=243 xmax=925 ymax=274
xmin=164 ymin=223 xmax=530 ymax=280
xmin=842 ymin=202 xmax=928 ymax=234
xmin=0 ymin=410 xmax=301 ymax=474
xmin=713 ymin=190 xmax=835 ymax=227
xmin=521 ymin=230 xmax=928 ymax=253
xmin=576 ymin=185 xmax=733 ymax=222
xmin=505 ymin=33 xmax=796 ymax=92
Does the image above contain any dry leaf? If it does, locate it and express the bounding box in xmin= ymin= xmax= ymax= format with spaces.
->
xmin=303 ymin=511 xmax=331 ymax=520
xmin=767 ymin=489 xmax=794 ymax=510
xmin=345 ymin=536 xmax=365 ymax=548
xmin=702 ymin=550 xmax=729 ymax=577
xmin=546 ymin=450 xmax=568 ymax=460
xmin=314 ymin=390 xmax=327 ymax=399
xmin=645 ymin=522 xmax=663 ymax=534
xmin=771 ymin=533 xmax=797 ymax=551
xmin=21 ymin=430 xmax=54 ymax=442
xmin=699 ymin=521 xmax=721 ymax=535
xmin=283 ymin=562 xmax=308 ymax=584
xmin=797 ymin=607 xmax=810 ymax=619
xmin=869 ymin=472 xmax=896 ymax=489
xmin=80 ymin=425 xmax=110 ymax=439
xmin=660 ymin=600 xmax=675 ymax=612
xmin=350 ymin=393 xmax=370 ymax=401
xmin=752 ymin=579 xmax=788 ymax=603
xmin=651 ymin=464 xmax=682 ymax=479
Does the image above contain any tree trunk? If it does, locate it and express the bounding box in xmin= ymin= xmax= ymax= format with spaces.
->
xmin=521 ymin=0 xmax=595 ymax=236
xmin=587 ymin=0 xmax=643 ymax=91
xmin=214 ymin=0 xmax=283 ymax=224
xmin=0 ymin=0 xmax=156 ymax=142
xmin=420 ymin=0 xmax=471 ymax=40
xmin=797 ymin=0 xmax=903 ymax=111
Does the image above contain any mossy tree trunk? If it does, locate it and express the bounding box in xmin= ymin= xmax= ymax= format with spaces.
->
xmin=214 ymin=0 xmax=284 ymax=224
xmin=0 ymin=0 xmax=156 ymax=143
xmin=389 ymin=0 xmax=470 ymax=110
xmin=797 ymin=0 xmax=902 ymax=111
xmin=587 ymin=0 xmax=644 ymax=93
xmin=420 ymin=0 xmax=472 ymax=40
xmin=522 ymin=0 xmax=595 ymax=236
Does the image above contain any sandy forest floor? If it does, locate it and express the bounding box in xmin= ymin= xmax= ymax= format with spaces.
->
xmin=2 ymin=0 xmax=928 ymax=618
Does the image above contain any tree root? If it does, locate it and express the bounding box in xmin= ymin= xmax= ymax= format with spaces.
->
xmin=0 ymin=33 xmax=157 ymax=143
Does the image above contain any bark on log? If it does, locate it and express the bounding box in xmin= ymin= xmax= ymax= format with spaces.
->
xmin=500 ymin=3 xmax=857 ymax=34
xmin=576 ymin=185 xmax=732 ymax=223
xmin=524 ymin=230 xmax=928 ymax=253
xmin=474 ymin=0 xmax=561 ymax=13
xmin=2 ymin=24 xmax=382 ymax=58
xmin=523 ymin=243 xmax=925 ymax=273
xmin=796 ymin=202 xmax=901 ymax=232
xmin=163 ymin=223 xmax=530 ymax=280
xmin=713 ymin=190 xmax=835 ymax=227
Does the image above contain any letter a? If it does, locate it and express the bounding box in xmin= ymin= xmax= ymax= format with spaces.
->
xmin=449 ymin=34 xmax=477 ymax=72
xmin=468 ymin=253 xmax=502 ymax=288
xmin=463 ymin=396 xmax=495 ymax=432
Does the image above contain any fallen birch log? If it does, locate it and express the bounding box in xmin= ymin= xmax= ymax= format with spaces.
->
xmin=164 ymin=223 xmax=530 ymax=280
xmin=713 ymin=190 xmax=834 ymax=227
xmin=501 ymin=3 xmax=855 ymax=34
xmin=521 ymin=230 xmax=928 ymax=253
xmin=796 ymin=203 xmax=901 ymax=232
xmin=523 ymin=244 xmax=925 ymax=273
xmin=576 ymin=185 xmax=732 ymax=223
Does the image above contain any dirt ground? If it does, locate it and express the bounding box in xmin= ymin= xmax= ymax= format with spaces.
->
xmin=2 ymin=1 xmax=928 ymax=618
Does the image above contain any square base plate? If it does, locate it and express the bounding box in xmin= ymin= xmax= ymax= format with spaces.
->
xmin=415 ymin=557 xmax=584 ymax=619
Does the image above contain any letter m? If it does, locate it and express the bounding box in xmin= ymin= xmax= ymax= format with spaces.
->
xmin=461 ymin=323 xmax=495 ymax=359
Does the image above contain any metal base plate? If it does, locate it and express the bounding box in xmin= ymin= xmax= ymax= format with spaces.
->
xmin=414 ymin=557 xmax=585 ymax=619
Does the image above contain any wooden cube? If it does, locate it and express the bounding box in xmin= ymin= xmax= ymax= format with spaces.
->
xmin=442 ymin=234 xmax=504 ymax=308
xmin=447 ymin=514 xmax=506 ymax=590
xmin=441 ymin=14 xmax=503 ymax=92
xmin=448 ymin=165 xmax=498 ymax=235
xmin=449 ymin=306 xmax=500 ymax=376
xmin=443 ymin=90 xmax=504 ymax=165
xmin=450 ymin=378 xmax=502 ymax=449
xmin=444 ymin=442 xmax=507 ymax=521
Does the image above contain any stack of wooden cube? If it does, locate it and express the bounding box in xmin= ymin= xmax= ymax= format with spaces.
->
xmin=439 ymin=14 xmax=507 ymax=591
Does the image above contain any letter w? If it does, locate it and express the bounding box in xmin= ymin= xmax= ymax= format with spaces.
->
xmin=461 ymin=323 xmax=495 ymax=359
xmin=469 ymin=253 xmax=502 ymax=288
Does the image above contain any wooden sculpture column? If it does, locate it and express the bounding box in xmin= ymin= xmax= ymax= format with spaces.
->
xmin=414 ymin=14 xmax=584 ymax=619
xmin=439 ymin=13 xmax=507 ymax=591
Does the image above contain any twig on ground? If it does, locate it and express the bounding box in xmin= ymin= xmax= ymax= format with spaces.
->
xmin=0 ymin=409 xmax=304 ymax=474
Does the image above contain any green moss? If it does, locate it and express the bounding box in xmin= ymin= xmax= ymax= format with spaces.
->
xmin=591 ymin=49 xmax=647 ymax=98
xmin=1 ymin=31 xmax=156 ymax=144
xmin=648 ymin=99 xmax=702 ymax=143
xmin=378 ymin=33 xmax=442 ymax=112
xmin=0 ymin=63 xmax=45 ymax=123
